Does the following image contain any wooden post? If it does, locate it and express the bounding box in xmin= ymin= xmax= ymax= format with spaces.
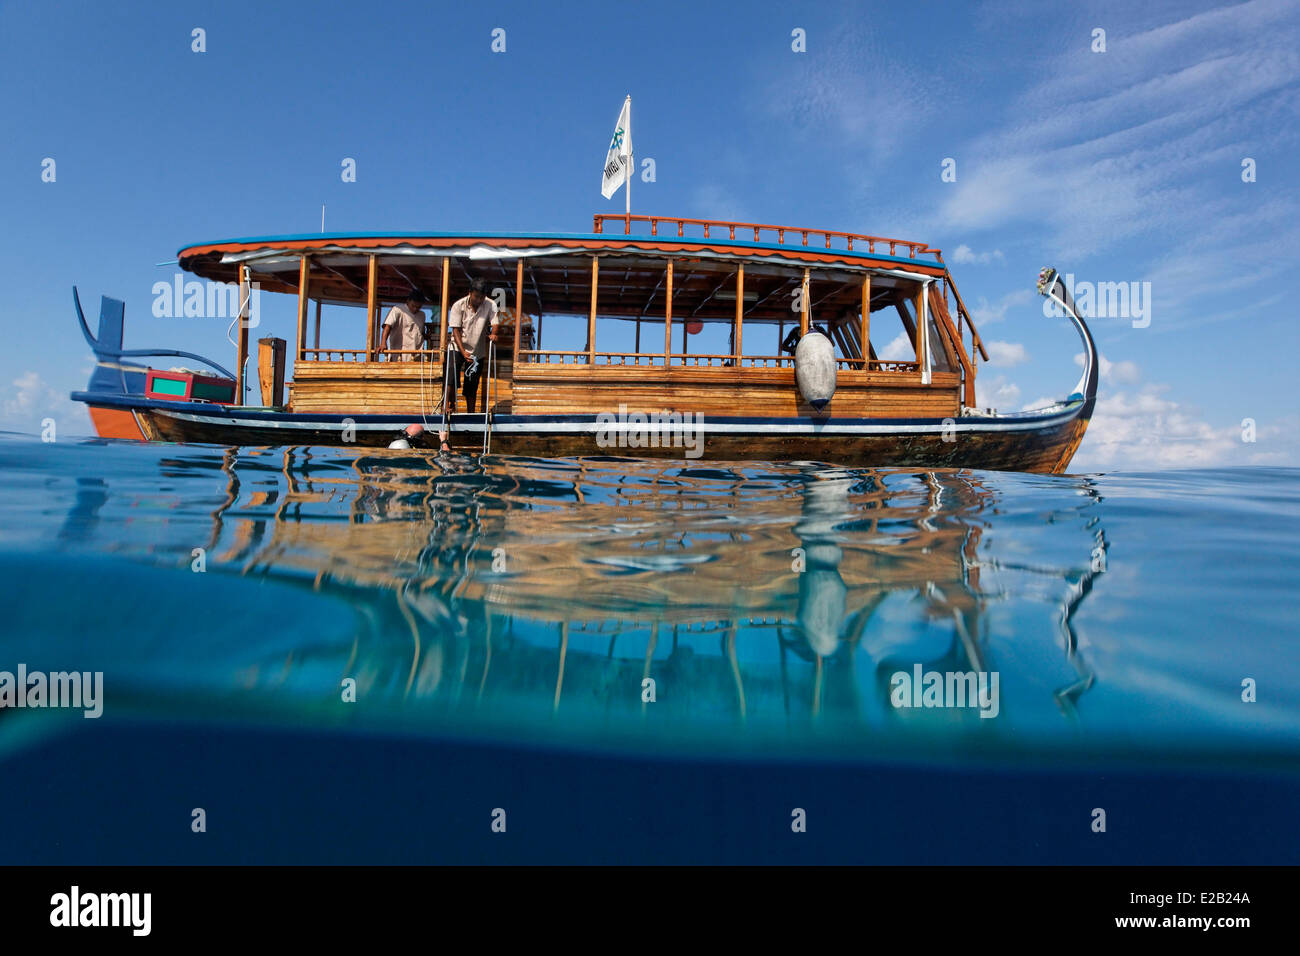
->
xmin=514 ymin=259 xmax=523 ymax=368
xmin=663 ymin=259 xmax=673 ymax=362
xmin=588 ymin=256 xmax=598 ymax=364
xmin=313 ymin=299 xmax=321 ymax=350
xmin=734 ymin=264 xmax=744 ymax=362
xmin=860 ymin=275 xmax=870 ymax=369
xmin=236 ymin=267 xmax=249 ymax=405
xmin=439 ymin=256 xmax=450 ymax=354
xmin=800 ymin=268 xmax=810 ymax=336
xmin=365 ymin=255 xmax=378 ymax=361
xmin=296 ymin=256 xmax=310 ymax=361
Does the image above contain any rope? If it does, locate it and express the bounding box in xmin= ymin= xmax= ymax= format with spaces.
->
xmin=482 ymin=337 xmax=496 ymax=455
xmin=441 ymin=348 xmax=454 ymax=446
xmin=418 ymin=324 xmax=431 ymax=430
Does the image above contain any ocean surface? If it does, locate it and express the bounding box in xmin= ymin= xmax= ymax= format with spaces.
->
xmin=0 ymin=432 xmax=1296 ymax=863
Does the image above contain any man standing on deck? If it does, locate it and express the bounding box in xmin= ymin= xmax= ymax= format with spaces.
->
xmin=380 ymin=291 xmax=428 ymax=361
xmin=447 ymin=277 xmax=499 ymax=414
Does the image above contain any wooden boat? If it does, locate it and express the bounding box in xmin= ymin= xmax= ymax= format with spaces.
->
xmin=71 ymin=215 xmax=1097 ymax=472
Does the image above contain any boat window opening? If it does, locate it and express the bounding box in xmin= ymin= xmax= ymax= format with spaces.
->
xmin=527 ymin=311 xmax=593 ymax=364
xmin=587 ymin=255 xmax=668 ymax=366
xmin=722 ymin=269 xmax=870 ymax=369
xmin=299 ymin=299 xmax=380 ymax=363
xmin=627 ymin=260 xmax=669 ymax=365
xmin=665 ymin=259 xmax=743 ymax=367
xmin=373 ymin=297 xmax=440 ymax=363
xmin=878 ymin=284 xmax=937 ymax=374
xmin=806 ymin=273 xmax=874 ymax=370
xmin=730 ymin=271 xmax=798 ymax=368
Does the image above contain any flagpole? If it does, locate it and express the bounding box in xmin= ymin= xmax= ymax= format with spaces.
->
xmin=626 ymin=93 xmax=631 ymax=221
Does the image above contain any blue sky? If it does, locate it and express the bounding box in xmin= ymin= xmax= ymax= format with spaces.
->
xmin=2 ymin=0 xmax=1297 ymax=469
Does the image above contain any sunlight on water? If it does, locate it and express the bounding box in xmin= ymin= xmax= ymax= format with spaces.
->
xmin=0 ymin=433 xmax=1296 ymax=769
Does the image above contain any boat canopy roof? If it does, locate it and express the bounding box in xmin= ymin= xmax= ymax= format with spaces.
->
xmin=177 ymin=215 xmax=956 ymax=325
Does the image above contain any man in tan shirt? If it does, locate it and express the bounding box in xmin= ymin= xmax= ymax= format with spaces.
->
xmin=447 ymin=277 xmax=499 ymax=413
xmin=380 ymin=291 xmax=428 ymax=361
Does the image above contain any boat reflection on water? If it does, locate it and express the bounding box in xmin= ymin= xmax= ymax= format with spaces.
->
xmin=93 ymin=446 xmax=1105 ymax=757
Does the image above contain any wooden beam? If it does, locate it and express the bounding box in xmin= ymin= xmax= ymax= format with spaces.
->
xmin=894 ymin=292 xmax=919 ymax=354
xmin=927 ymin=287 xmax=960 ymax=372
xmin=664 ymin=259 xmax=673 ymax=360
xmin=365 ymin=255 xmax=378 ymax=361
xmin=514 ymin=259 xmax=523 ymax=368
xmin=829 ymin=322 xmax=854 ymax=361
xmin=734 ymin=264 xmax=744 ymax=362
xmin=930 ymin=285 xmax=975 ymax=407
xmin=439 ymin=257 xmax=449 ymax=354
xmin=236 ymin=267 xmax=250 ymax=405
xmin=860 ymin=275 xmax=870 ymax=369
xmin=296 ymin=256 xmax=310 ymax=362
xmin=800 ymin=268 xmax=810 ymax=335
xmin=915 ymin=283 xmax=929 ymax=383
xmin=588 ymin=256 xmax=598 ymax=364
xmin=946 ymin=276 xmax=989 ymax=362
xmin=314 ymin=299 xmax=321 ymax=350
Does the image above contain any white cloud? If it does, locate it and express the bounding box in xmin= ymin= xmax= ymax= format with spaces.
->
xmin=877 ymin=330 xmax=915 ymax=361
xmin=985 ymin=340 xmax=1029 ymax=367
xmin=975 ymin=374 xmax=1020 ymax=411
xmin=5 ymin=371 xmax=56 ymax=418
xmin=1075 ymin=351 xmax=1141 ymax=385
xmin=2 ymin=371 xmax=82 ymax=434
xmin=1073 ymin=385 xmax=1236 ymax=469
xmin=1071 ymin=387 xmax=1300 ymax=470
xmin=950 ymin=244 xmax=1004 ymax=265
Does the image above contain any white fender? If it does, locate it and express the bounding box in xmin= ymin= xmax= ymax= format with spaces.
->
xmin=794 ymin=331 xmax=836 ymax=411
xmin=387 ymin=438 xmax=411 ymax=449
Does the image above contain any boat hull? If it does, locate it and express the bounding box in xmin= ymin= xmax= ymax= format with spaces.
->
xmin=75 ymin=394 xmax=1093 ymax=474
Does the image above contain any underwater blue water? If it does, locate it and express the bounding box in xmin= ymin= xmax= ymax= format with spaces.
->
xmin=0 ymin=433 xmax=1296 ymax=863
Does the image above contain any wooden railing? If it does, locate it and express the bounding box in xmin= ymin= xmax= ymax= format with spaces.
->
xmin=502 ymin=350 xmax=923 ymax=373
xmin=671 ymin=354 xmax=737 ymax=367
xmin=594 ymin=352 xmax=667 ymax=366
xmin=301 ymin=349 xmax=369 ymax=362
xmin=300 ymin=349 xmax=442 ymax=362
xmin=518 ymin=350 xmax=590 ymax=364
xmin=938 ymin=269 xmax=989 ymax=363
xmin=593 ymin=214 xmax=943 ymax=262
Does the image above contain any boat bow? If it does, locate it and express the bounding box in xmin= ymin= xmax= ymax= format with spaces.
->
xmin=1036 ymin=267 xmax=1099 ymax=414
